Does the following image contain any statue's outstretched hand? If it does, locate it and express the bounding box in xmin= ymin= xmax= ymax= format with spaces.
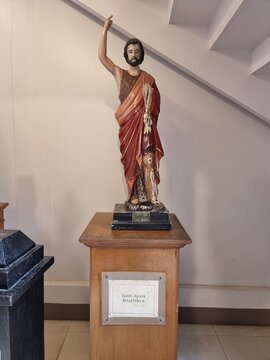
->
xmin=99 ymin=15 xmax=116 ymax=75
xmin=104 ymin=15 xmax=113 ymax=31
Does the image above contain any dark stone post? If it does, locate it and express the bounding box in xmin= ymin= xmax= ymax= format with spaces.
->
xmin=0 ymin=230 xmax=54 ymax=359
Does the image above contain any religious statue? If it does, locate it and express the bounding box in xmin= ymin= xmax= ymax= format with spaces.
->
xmin=99 ymin=16 xmax=165 ymax=211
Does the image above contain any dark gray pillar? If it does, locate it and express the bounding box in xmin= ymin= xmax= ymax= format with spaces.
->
xmin=0 ymin=230 xmax=54 ymax=360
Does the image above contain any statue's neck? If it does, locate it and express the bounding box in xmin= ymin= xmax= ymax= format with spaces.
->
xmin=128 ymin=66 xmax=141 ymax=77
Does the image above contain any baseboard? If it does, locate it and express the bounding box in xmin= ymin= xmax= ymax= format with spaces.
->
xmin=45 ymin=304 xmax=270 ymax=325
xmin=45 ymin=303 xmax=89 ymax=321
xmin=178 ymin=307 xmax=270 ymax=325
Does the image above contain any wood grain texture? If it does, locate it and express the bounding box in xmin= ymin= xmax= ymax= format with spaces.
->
xmin=80 ymin=212 xmax=192 ymax=360
xmin=0 ymin=203 xmax=8 ymax=229
xmin=90 ymin=247 xmax=179 ymax=360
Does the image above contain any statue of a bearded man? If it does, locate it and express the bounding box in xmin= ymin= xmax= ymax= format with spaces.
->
xmin=99 ymin=16 xmax=164 ymax=211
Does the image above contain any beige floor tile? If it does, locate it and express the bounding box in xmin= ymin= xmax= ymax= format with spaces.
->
xmin=178 ymin=334 xmax=227 ymax=360
xmin=219 ymin=335 xmax=270 ymax=360
xmin=45 ymin=320 xmax=72 ymax=332
xmin=57 ymin=332 xmax=89 ymax=360
xmin=179 ymin=324 xmax=215 ymax=336
xmin=45 ymin=331 xmax=67 ymax=360
xmin=214 ymin=325 xmax=270 ymax=336
xmin=69 ymin=321 xmax=90 ymax=332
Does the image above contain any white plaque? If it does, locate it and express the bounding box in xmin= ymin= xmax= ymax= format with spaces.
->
xmin=108 ymin=279 xmax=159 ymax=318
xmin=102 ymin=272 xmax=166 ymax=325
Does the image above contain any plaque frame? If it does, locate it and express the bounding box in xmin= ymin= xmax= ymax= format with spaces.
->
xmin=101 ymin=271 xmax=166 ymax=325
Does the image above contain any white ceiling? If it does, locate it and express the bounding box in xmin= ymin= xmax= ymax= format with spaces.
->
xmin=213 ymin=0 xmax=270 ymax=49
xmin=169 ymin=0 xmax=270 ymax=73
xmin=169 ymin=0 xmax=222 ymax=24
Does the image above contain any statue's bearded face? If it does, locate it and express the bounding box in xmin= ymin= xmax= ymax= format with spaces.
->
xmin=126 ymin=44 xmax=142 ymax=67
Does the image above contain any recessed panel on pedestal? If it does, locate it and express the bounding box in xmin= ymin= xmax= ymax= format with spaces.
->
xmin=102 ymin=272 xmax=166 ymax=325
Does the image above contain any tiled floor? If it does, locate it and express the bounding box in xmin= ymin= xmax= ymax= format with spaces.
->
xmin=45 ymin=321 xmax=270 ymax=360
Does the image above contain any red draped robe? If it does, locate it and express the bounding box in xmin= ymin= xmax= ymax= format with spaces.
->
xmin=115 ymin=69 xmax=164 ymax=197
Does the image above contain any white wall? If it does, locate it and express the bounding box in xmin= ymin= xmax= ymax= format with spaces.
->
xmin=1 ymin=0 xmax=270 ymax=308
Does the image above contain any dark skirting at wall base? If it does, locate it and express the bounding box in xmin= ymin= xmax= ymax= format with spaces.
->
xmin=45 ymin=304 xmax=270 ymax=326
xmin=45 ymin=303 xmax=89 ymax=321
xmin=178 ymin=307 xmax=270 ymax=326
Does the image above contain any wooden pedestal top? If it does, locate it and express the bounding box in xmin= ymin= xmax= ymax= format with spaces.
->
xmin=79 ymin=212 xmax=192 ymax=249
xmin=0 ymin=203 xmax=8 ymax=211
xmin=0 ymin=203 xmax=8 ymax=230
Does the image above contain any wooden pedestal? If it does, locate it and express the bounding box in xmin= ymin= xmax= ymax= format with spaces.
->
xmin=0 ymin=203 xmax=8 ymax=229
xmin=80 ymin=212 xmax=191 ymax=360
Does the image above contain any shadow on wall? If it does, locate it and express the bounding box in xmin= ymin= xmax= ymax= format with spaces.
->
xmin=0 ymin=125 xmax=7 ymax=198
xmin=160 ymin=95 xmax=215 ymax=304
xmin=161 ymin=95 xmax=215 ymax=225
xmin=159 ymin=93 xmax=250 ymax=306
xmin=16 ymin=175 xmax=38 ymax=238
xmin=161 ymin=85 xmax=270 ymax=307
xmin=47 ymin=191 xmax=89 ymax=280
xmin=0 ymin=119 xmax=13 ymax=203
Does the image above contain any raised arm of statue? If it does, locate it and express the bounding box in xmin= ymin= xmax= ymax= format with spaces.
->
xmin=98 ymin=16 xmax=116 ymax=75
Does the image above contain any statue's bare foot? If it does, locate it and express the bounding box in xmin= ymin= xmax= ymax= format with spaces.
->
xmin=151 ymin=198 xmax=161 ymax=206
xmin=130 ymin=196 xmax=139 ymax=205
xmin=151 ymin=198 xmax=165 ymax=211
xmin=126 ymin=198 xmax=140 ymax=211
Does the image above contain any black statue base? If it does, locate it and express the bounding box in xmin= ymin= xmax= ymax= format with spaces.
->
xmin=0 ymin=230 xmax=54 ymax=360
xmin=0 ymin=277 xmax=44 ymax=360
xmin=111 ymin=203 xmax=171 ymax=230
